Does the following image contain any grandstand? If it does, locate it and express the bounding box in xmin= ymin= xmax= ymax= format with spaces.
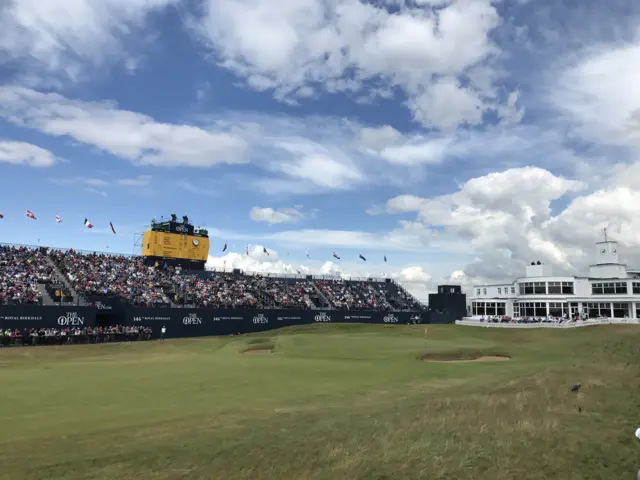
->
xmin=0 ymin=244 xmax=423 ymax=312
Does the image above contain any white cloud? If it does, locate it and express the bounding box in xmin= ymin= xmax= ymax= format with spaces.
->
xmin=0 ymin=140 xmax=57 ymax=167
xmin=51 ymin=175 xmax=152 ymax=188
xmin=0 ymin=86 xmax=248 ymax=168
xmin=368 ymin=164 xmax=640 ymax=281
xmin=551 ymin=43 xmax=640 ymax=152
xmin=250 ymin=206 xmax=304 ymax=224
xmin=380 ymin=138 xmax=452 ymax=166
xmin=276 ymin=153 xmax=363 ymax=190
xmin=191 ymin=0 xmax=516 ymax=129
xmin=116 ymin=175 xmax=152 ymax=187
xmin=0 ymin=0 xmax=175 ymax=83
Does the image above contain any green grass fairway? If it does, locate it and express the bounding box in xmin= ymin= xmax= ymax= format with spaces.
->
xmin=1 ymin=324 xmax=639 ymax=479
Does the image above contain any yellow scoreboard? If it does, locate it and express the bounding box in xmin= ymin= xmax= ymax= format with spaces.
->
xmin=142 ymin=230 xmax=210 ymax=262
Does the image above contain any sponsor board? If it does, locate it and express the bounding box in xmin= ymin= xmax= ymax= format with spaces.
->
xmin=344 ymin=315 xmax=372 ymax=320
xmin=133 ymin=316 xmax=171 ymax=322
xmin=252 ymin=313 xmax=268 ymax=324
xmin=183 ymin=313 xmax=202 ymax=325
xmin=212 ymin=316 xmax=244 ymax=321
xmin=58 ymin=312 xmax=85 ymax=326
xmin=313 ymin=312 xmax=331 ymax=322
xmin=95 ymin=301 xmax=113 ymax=310
xmin=276 ymin=316 xmax=302 ymax=321
xmin=383 ymin=314 xmax=399 ymax=323
xmin=0 ymin=315 xmax=43 ymax=321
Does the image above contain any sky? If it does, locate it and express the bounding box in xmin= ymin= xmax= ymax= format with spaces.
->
xmin=0 ymin=0 xmax=639 ymax=301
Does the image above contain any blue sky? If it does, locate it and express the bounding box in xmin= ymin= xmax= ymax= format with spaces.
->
xmin=1 ymin=0 xmax=639 ymax=299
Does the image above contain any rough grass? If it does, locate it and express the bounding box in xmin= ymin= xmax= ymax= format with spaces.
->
xmin=0 ymin=324 xmax=639 ymax=479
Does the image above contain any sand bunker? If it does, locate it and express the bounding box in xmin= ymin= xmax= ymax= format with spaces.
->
xmin=422 ymin=355 xmax=510 ymax=363
xmin=243 ymin=349 xmax=273 ymax=355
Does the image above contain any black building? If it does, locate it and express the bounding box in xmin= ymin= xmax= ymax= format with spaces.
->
xmin=428 ymin=285 xmax=466 ymax=324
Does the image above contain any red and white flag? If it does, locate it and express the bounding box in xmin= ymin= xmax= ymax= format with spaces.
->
xmin=26 ymin=209 xmax=36 ymax=220
xmin=0 ymin=212 xmax=4 ymax=219
xmin=56 ymin=215 xmax=62 ymax=223
xmin=84 ymin=218 xmax=93 ymax=229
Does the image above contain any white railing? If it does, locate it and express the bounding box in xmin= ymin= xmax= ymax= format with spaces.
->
xmin=456 ymin=317 xmax=640 ymax=328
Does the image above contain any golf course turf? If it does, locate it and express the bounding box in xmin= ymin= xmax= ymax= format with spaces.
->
xmin=1 ymin=323 xmax=639 ymax=479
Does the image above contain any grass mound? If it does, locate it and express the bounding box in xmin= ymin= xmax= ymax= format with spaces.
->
xmin=246 ymin=337 xmax=273 ymax=345
xmin=240 ymin=338 xmax=276 ymax=354
xmin=419 ymin=348 xmax=511 ymax=362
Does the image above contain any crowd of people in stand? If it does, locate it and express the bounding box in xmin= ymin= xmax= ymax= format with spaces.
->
xmin=0 ymin=325 xmax=153 ymax=346
xmin=0 ymin=246 xmax=55 ymax=305
xmin=50 ymin=251 xmax=174 ymax=307
xmin=0 ymin=247 xmax=422 ymax=310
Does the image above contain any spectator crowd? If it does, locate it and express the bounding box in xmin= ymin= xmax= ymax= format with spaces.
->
xmin=1 ymin=325 xmax=152 ymax=347
xmin=0 ymin=246 xmax=55 ymax=305
xmin=0 ymin=246 xmax=422 ymax=311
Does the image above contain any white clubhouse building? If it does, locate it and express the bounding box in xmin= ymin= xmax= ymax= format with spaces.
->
xmin=468 ymin=236 xmax=640 ymax=319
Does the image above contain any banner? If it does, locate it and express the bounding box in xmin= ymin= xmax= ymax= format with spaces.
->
xmin=124 ymin=308 xmax=417 ymax=339
xmin=0 ymin=306 xmax=96 ymax=330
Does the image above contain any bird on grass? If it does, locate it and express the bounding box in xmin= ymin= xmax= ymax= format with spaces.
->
xmin=570 ymin=383 xmax=582 ymax=393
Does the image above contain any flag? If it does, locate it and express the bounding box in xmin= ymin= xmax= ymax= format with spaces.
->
xmin=306 ymin=251 xmax=310 ymax=259
xmin=222 ymin=242 xmax=227 ymax=252
xmin=56 ymin=215 xmax=62 ymax=223
xmin=84 ymin=218 xmax=93 ymax=229
xmin=245 ymin=244 xmax=249 ymax=256
xmin=384 ymin=255 xmax=387 ymax=263
xmin=109 ymin=222 xmax=116 ymax=234
xmin=332 ymin=252 xmax=340 ymax=260
xmin=359 ymin=254 xmax=367 ymax=262
xmin=26 ymin=209 xmax=36 ymax=220
xmin=297 ymin=270 xmax=301 ymax=274
xmin=263 ymin=246 xmax=269 ymax=256
xmin=0 ymin=212 xmax=3 ymax=219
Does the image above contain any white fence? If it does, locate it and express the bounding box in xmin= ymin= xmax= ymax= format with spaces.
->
xmin=456 ymin=318 xmax=640 ymax=328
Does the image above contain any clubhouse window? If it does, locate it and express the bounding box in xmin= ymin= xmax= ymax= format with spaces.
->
xmin=520 ymin=302 xmax=546 ymax=317
xmin=548 ymin=302 xmax=565 ymax=317
xmin=497 ymin=288 xmax=501 ymax=294
xmin=519 ymin=283 xmax=534 ymax=295
xmin=472 ymin=302 xmax=485 ymax=315
xmin=586 ymin=302 xmax=610 ymax=318
xmin=612 ymin=303 xmax=629 ymax=318
xmin=633 ymin=282 xmax=640 ymax=294
xmin=591 ymin=282 xmax=627 ymax=295
xmin=547 ymin=282 xmax=562 ymax=294
xmin=561 ymin=282 xmax=574 ymax=294
xmin=533 ymin=282 xmax=546 ymax=294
